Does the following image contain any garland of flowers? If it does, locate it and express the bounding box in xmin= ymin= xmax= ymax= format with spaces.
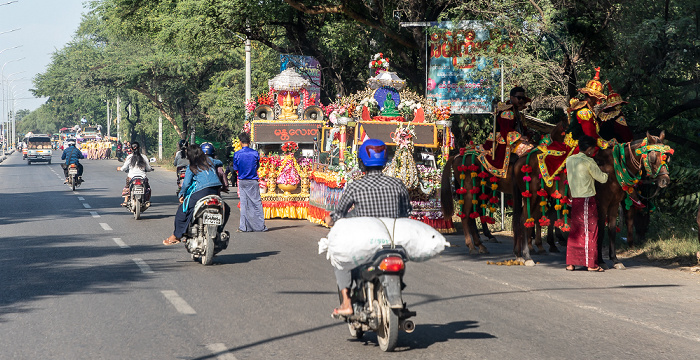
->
xmin=613 ymin=143 xmax=642 ymax=200
xmin=521 ymin=154 xmax=535 ymax=228
xmin=453 ymin=150 xmax=496 ymax=224
xmin=309 ymin=171 xmax=347 ymax=189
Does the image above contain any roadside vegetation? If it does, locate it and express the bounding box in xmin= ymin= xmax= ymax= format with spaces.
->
xmin=16 ymin=0 xmax=699 ymax=255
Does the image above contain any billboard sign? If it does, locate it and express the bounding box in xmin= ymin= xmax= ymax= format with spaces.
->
xmin=280 ymin=54 xmax=322 ymax=102
xmin=427 ymin=21 xmax=502 ymax=114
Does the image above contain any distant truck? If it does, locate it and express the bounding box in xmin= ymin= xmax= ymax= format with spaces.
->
xmin=25 ymin=134 xmax=53 ymax=165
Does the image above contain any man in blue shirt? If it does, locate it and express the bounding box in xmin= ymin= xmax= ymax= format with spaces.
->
xmin=61 ymin=141 xmax=84 ymax=183
xmin=232 ymin=133 xmax=267 ymax=232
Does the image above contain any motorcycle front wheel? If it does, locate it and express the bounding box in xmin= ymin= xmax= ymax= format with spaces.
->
xmin=376 ymin=286 xmax=399 ymax=352
xmin=201 ymin=224 xmax=216 ymax=265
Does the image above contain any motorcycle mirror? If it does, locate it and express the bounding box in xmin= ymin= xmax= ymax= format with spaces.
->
xmin=150 ymin=157 xmax=156 ymax=163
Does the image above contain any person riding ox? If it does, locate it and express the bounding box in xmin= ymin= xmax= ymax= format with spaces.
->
xmin=476 ymin=86 xmax=535 ymax=178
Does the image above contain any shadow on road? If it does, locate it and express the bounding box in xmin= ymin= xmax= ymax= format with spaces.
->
xmin=0 ymin=234 xmax=175 ymax=322
xmin=213 ymin=251 xmax=280 ymax=265
xmin=397 ymin=320 xmax=496 ymax=350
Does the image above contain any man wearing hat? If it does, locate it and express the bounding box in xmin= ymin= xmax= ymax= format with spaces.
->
xmin=598 ymin=83 xmax=633 ymax=143
xmin=476 ymin=86 xmax=535 ymax=177
xmin=564 ymin=67 xmax=609 ymax=150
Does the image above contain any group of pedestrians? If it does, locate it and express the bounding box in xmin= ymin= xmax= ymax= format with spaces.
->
xmin=80 ymin=140 xmax=114 ymax=160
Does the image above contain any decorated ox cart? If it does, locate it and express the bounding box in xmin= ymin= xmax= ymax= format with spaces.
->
xmin=307 ymin=65 xmax=456 ymax=233
xmin=246 ymin=69 xmax=325 ymax=219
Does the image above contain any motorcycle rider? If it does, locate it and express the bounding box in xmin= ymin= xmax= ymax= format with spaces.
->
xmin=163 ymin=144 xmax=230 ymax=246
xmin=201 ymin=142 xmax=229 ymax=194
xmin=323 ymin=139 xmax=412 ymax=316
xmin=117 ymin=141 xmax=153 ymax=206
xmin=173 ymin=139 xmax=190 ymax=168
xmin=61 ymin=140 xmax=84 ymax=183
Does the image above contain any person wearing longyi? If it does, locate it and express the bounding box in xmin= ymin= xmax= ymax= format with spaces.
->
xmin=565 ymin=135 xmax=609 ymax=272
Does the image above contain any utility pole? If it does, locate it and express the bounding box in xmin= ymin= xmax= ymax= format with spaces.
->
xmin=106 ymin=100 xmax=110 ymax=137
xmin=116 ymin=95 xmax=121 ymax=141
xmin=245 ymin=37 xmax=252 ymax=101
xmin=158 ymin=95 xmax=162 ymax=160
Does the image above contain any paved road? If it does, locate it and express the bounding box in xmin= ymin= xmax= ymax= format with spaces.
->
xmin=1 ymin=152 xmax=699 ymax=360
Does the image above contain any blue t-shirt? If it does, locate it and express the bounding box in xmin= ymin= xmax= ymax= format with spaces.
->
xmin=232 ymin=147 xmax=259 ymax=180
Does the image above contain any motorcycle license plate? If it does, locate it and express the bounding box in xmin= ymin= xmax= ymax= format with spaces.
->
xmin=132 ymin=187 xmax=145 ymax=195
xmin=68 ymin=169 xmax=78 ymax=175
xmin=203 ymin=213 xmax=223 ymax=225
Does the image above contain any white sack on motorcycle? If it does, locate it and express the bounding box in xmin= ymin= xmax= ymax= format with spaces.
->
xmin=318 ymin=217 xmax=449 ymax=270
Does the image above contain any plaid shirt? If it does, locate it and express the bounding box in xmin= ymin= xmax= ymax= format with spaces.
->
xmin=331 ymin=170 xmax=412 ymax=222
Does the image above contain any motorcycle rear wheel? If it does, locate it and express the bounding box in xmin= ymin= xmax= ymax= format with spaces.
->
xmin=376 ymin=286 xmax=399 ymax=352
xmin=133 ymin=198 xmax=141 ymax=220
xmin=201 ymin=225 xmax=216 ymax=265
xmin=71 ymin=178 xmax=75 ymax=191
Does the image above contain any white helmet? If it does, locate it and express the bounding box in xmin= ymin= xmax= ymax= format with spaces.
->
xmin=67 ymin=141 xmax=76 ymax=146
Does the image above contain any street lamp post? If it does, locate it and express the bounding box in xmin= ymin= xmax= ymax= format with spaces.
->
xmin=1 ymin=58 xmax=25 ymax=151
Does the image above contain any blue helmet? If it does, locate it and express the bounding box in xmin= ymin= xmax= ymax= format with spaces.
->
xmin=358 ymin=139 xmax=387 ymax=167
xmin=200 ymin=142 xmax=215 ymax=155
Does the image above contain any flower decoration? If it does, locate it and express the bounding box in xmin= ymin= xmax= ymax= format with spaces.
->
xmin=369 ymin=53 xmax=390 ymax=74
xmin=281 ymin=141 xmax=299 ymax=154
xmin=257 ymin=92 xmax=273 ymax=106
xmin=245 ymin=99 xmax=257 ymax=115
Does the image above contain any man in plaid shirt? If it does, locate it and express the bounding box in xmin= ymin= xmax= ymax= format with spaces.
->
xmin=324 ymin=139 xmax=411 ymax=316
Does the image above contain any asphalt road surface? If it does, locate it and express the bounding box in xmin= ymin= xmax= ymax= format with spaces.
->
xmin=1 ymin=151 xmax=699 ymax=360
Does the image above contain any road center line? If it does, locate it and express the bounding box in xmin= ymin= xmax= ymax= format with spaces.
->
xmin=99 ymin=223 xmax=112 ymax=231
xmin=161 ymin=290 xmax=196 ymax=315
xmin=82 ymin=203 xmax=92 ymax=209
xmin=112 ymin=238 xmax=129 ymax=248
xmin=77 ymin=196 xmax=85 ymax=200
xmin=132 ymin=258 xmax=154 ymax=274
xmin=206 ymin=343 xmax=238 ymax=360
xmin=90 ymin=211 xmax=100 ymax=218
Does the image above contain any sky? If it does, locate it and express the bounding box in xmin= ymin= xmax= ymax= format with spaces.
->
xmin=1 ymin=0 xmax=86 ymax=112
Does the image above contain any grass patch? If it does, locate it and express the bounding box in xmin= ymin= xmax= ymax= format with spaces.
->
xmin=619 ymin=211 xmax=700 ymax=266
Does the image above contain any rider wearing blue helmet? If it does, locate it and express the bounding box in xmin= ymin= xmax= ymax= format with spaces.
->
xmin=200 ymin=142 xmax=229 ymax=193
xmin=324 ymin=138 xmax=411 ymax=316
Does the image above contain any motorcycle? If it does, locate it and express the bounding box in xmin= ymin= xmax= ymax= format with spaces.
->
xmin=66 ymin=164 xmax=82 ymax=191
xmin=126 ymin=176 xmax=150 ymax=220
xmin=333 ymin=244 xmax=416 ymax=352
xmin=176 ymin=166 xmax=187 ymax=195
xmin=68 ymin=164 xmax=83 ymax=191
xmin=181 ymin=194 xmax=230 ymax=266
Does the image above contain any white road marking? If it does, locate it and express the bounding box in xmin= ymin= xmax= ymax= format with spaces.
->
xmin=90 ymin=211 xmax=100 ymax=218
xmin=99 ymin=223 xmax=112 ymax=231
xmin=77 ymin=197 xmax=85 ymax=200
xmin=161 ymin=290 xmax=196 ymax=315
xmin=206 ymin=344 xmax=238 ymax=360
xmin=132 ymin=258 xmax=154 ymax=274
xmin=112 ymin=238 xmax=129 ymax=248
xmin=82 ymin=203 xmax=91 ymax=209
